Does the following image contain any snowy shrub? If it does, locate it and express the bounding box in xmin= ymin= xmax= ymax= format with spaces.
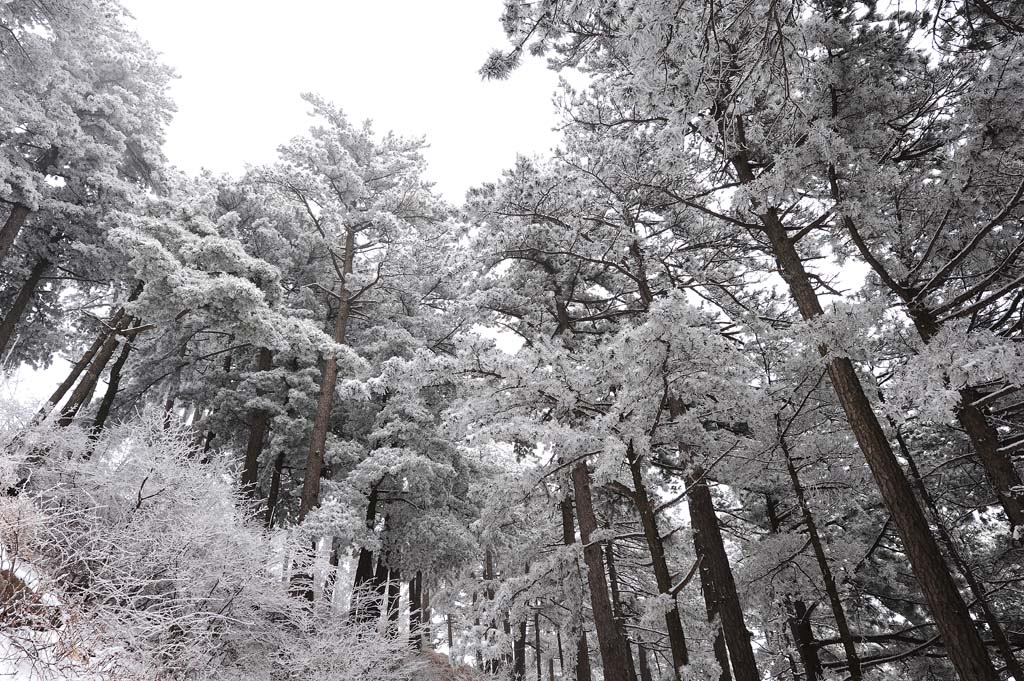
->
xmin=0 ymin=409 xmax=429 ymax=680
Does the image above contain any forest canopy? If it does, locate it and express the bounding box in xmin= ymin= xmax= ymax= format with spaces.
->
xmin=1 ymin=1 xmax=1023 ymax=680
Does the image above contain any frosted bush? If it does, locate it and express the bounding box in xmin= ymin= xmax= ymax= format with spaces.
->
xmin=0 ymin=408 xmax=429 ymax=680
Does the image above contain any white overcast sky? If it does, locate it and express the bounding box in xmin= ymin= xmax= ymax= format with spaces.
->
xmin=120 ymin=0 xmax=564 ymax=202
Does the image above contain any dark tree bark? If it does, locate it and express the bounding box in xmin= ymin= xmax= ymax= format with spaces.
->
xmin=955 ymin=386 xmax=1024 ymax=532
xmin=264 ymin=449 xmax=286 ymax=528
xmin=352 ymin=485 xmax=380 ymax=595
xmin=410 ymin=570 xmax=423 ymax=650
xmin=780 ymin=433 xmax=862 ymax=681
xmin=422 ymin=583 xmax=432 ymax=649
xmin=42 ymin=282 xmax=142 ymax=418
xmin=690 ymin=488 xmax=732 ymax=681
xmin=386 ymin=566 xmax=401 ymax=637
xmin=241 ymin=347 xmax=274 ymax=496
xmin=513 ymin=619 xmax=527 ymax=681
xmin=842 ymin=185 xmax=1024 ymax=533
xmin=534 ymin=611 xmax=542 ymax=681
xmin=58 ymin=313 xmax=133 ymax=426
xmin=686 ymin=468 xmax=760 ymax=681
xmin=41 ymin=316 xmax=116 ymax=415
xmin=626 ymin=441 xmax=688 ymax=678
xmin=363 ymin=556 xmax=388 ymax=623
xmin=298 ymin=226 xmax=355 ymax=520
xmin=89 ymin=327 xmax=134 ymax=437
xmin=0 ymin=257 xmax=48 ymax=358
xmin=733 ymin=144 xmax=1000 ymax=681
xmin=560 ymin=499 xmax=594 ymax=681
xmin=897 ymin=426 xmax=1024 ymax=681
xmin=638 ymin=644 xmax=654 ymax=681
xmin=571 ymin=462 xmax=633 ymax=681
xmin=0 ymin=204 xmax=30 ymax=266
xmin=605 ymin=539 xmax=638 ymax=681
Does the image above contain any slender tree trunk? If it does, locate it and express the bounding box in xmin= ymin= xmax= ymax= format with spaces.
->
xmin=241 ymin=347 xmax=274 ymax=495
xmin=571 ymin=461 xmax=633 ymax=681
xmin=787 ymin=599 xmax=820 ymax=681
xmin=323 ymin=539 xmax=342 ymax=605
xmin=367 ymin=556 xmax=388 ymax=623
xmin=780 ymin=434 xmax=862 ymax=681
xmin=89 ymin=326 xmax=134 ymax=436
xmin=846 ymin=204 xmax=1024 ymax=533
xmin=739 ymin=168 xmax=1000 ymax=681
xmin=298 ymin=226 xmax=355 ymax=520
xmin=353 ymin=486 xmax=380 ymax=587
xmin=58 ymin=313 xmax=133 ymax=426
xmin=0 ymin=257 xmax=48 ymax=359
xmin=896 ymin=426 xmax=1024 ymax=681
xmin=534 ymin=611 xmax=542 ymax=681
xmin=386 ymin=567 xmax=401 ymax=637
xmin=956 ymin=386 xmax=1024 ymax=532
xmin=264 ymin=449 xmax=286 ymax=528
xmin=410 ymin=570 xmax=423 ymax=650
xmin=549 ymin=657 xmax=556 ymax=681
xmin=352 ymin=485 xmax=381 ymax=620
xmin=638 ymin=645 xmax=654 ymax=681
xmin=560 ymin=499 xmax=594 ymax=681
xmin=42 ymin=317 xmax=116 ymax=415
xmin=422 ymin=583 xmax=432 ymax=649
xmin=514 ymin=619 xmax=528 ymax=681
xmin=627 ymin=442 xmax=688 ymax=677
xmin=686 ymin=468 xmax=760 ymax=681
xmin=694 ymin=523 xmax=732 ymax=681
xmin=605 ymin=539 xmax=638 ymax=681
xmin=0 ymin=204 xmax=30 ymax=266
xmin=42 ymin=282 xmax=142 ymax=418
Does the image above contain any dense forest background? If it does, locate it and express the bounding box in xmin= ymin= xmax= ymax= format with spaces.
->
xmin=1 ymin=1 xmax=1023 ymax=680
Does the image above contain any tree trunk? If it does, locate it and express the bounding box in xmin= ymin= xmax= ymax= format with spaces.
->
xmin=781 ymin=434 xmax=862 ymax=681
xmin=386 ymin=567 xmax=401 ymax=637
xmin=956 ymin=386 xmax=1024 ymax=532
xmin=897 ymin=426 xmax=1024 ymax=681
xmin=742 ymin=176 xmax=1000 ymax=681
xmin=422 ymin=583 xmax=432 ymax=649
xmin=693 ymin=525 xmax=732 ymax=681
xmin=410 ymin=570 xmax=423 ymax=650
xmin=58 ymin=313 xmax=133 ymax=425
xmin=42 ymin=317 xmax=116 ymax=415
xmin=560 ymin=499 xmax=594 ymax=681
xmin=534 ymin=611 xmax=542 ymax=681
xmin=241 ymin=347 xmax=274 ymax=496
xmin=571 ymin=462 xmax=633 ymax=681
xmin=513 ymin=619 xmax=528 ymax=681
xmin=298 ymin=226 xmax=355 ymax=520
xmin=686 ymin=469 xmax=760 ymax=681
xmin=638 ymin=644 xmax=654 ymax=681
xmin=367 ymin=556 xmax=388 ymax=623
xmin=0 ymin=204 xmax=30 ymax=266
xmin=787 ymin=599 xmax=820 ymax=681
xmin=627 ymin=442 xmax=688 ymax=677
xmin=353 ymin=486 xmax=380 ymax=586
xmin=264 ymin=449 xmax=286 ymax=528
xmin=89 ymin=326 xmax=134 ymax=437
xmin=0 ymin=257 xmax=48 ymax=359
xmin=847 ymin=219 xmax=1024 ymax=533
xmin=666 ymin=396 xmax=751 ymax=681
xmin=605 ymin=539 xmax=638 ymax=681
